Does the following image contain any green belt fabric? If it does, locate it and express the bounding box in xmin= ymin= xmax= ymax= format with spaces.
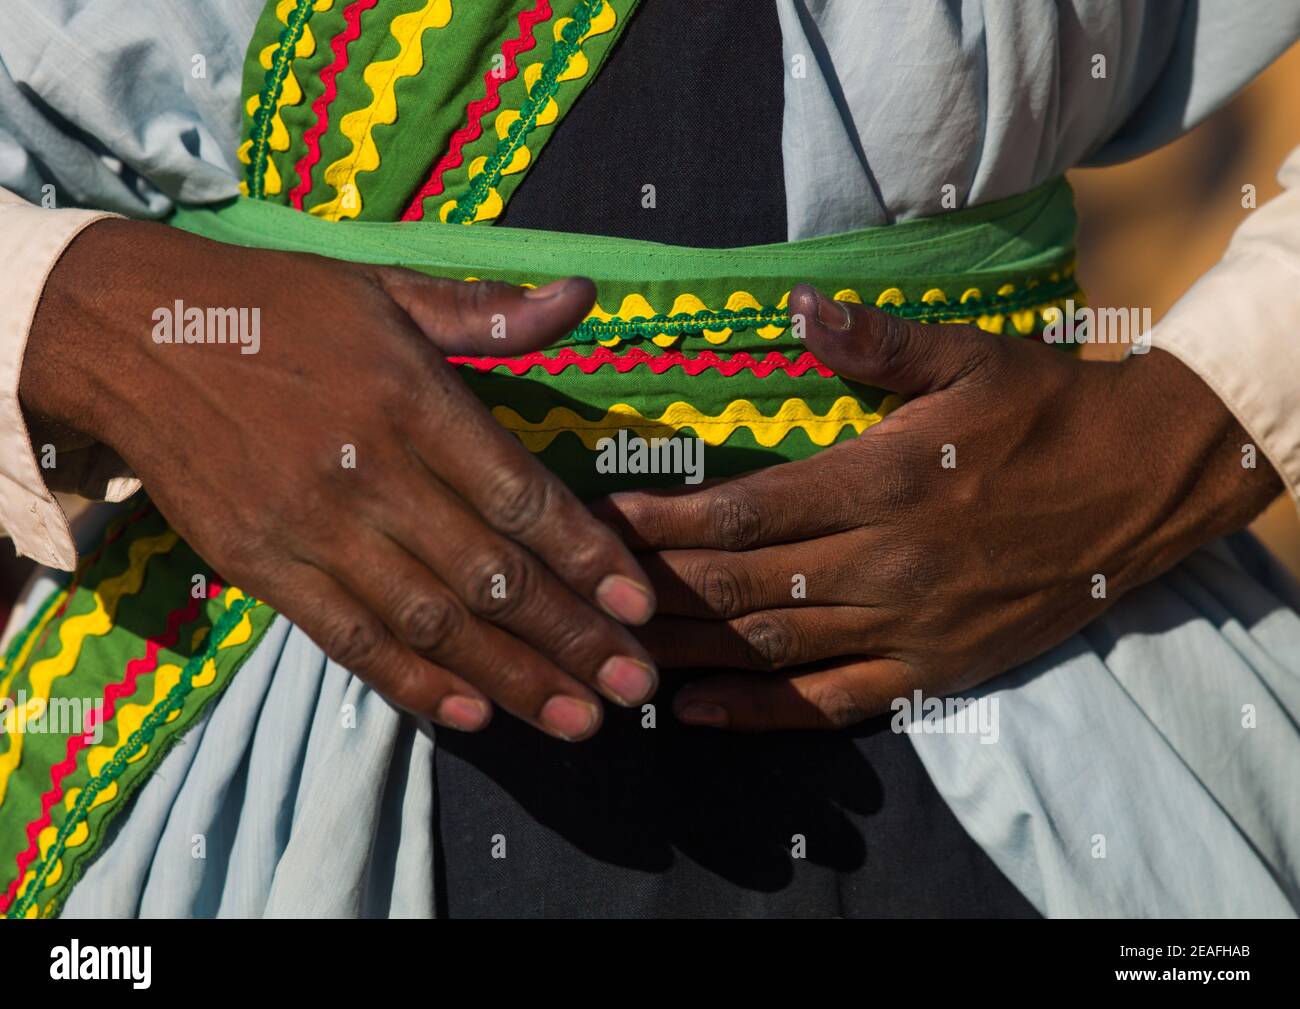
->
xmin=170 ymin=177 xmax=1080 ymax=496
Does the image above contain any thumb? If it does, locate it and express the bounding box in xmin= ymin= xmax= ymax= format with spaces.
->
xmin=373 ymin=268 xmax=597 ymax=355
xmin=789 ymin=284 xmax=995 ymax=396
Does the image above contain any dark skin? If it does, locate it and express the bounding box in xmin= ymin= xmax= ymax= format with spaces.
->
xmin=20 ymin=227 xmax=1282 ymax=738
xmin=594 ymin=285 xmax=1283 ymax=730
xmin=20 ymin=218 xmax=660 ymax=742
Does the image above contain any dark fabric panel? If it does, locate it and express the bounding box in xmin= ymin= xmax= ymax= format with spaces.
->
xmin=499 ymin=0 xmax=788 ymax=246
xmin=436 ymin=0 xmax=1038 ymax=918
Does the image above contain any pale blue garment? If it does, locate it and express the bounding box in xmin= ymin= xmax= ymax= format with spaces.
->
xmin=1 ymin=0 xmax=1298 ymax=917
xmin=775 ymin=0 xmax=1300 ymax=234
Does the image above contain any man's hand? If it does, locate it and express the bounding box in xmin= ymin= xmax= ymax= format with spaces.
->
xmin=20 ymin=218 xmax=659 ymax=741
xmin=596 ymin=285 xmax=1282 ymax=731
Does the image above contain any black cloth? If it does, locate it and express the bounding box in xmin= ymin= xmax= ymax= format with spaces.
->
xmin=433 ymin=0 xmax=1038 ymax=918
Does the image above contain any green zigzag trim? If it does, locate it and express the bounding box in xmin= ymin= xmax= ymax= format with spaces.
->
xmin=568 ymin=274 xmax=1082 ymax=343
xmin=247 ymin=0 xmax=317 ymax=200
xmin=448 ymin=0 xmax=603 ymax=223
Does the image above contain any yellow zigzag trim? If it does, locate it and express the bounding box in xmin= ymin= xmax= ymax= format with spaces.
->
xmin=439 ymin=0 xmax=616 ymax=224
xmin=15 ymin=589 xmax=261 ymax=913
xmin=0 ymin=529 xmax=179 ymax=807
xmin=493 ymin=395 xmax=904 ymax=452
xmin=238 ymin=0 xmax=335 ymax=198
xmin=312 ymin=0 xmax=452 ymax=220
xmin=0 ymin=588 xmax=68 ymax=707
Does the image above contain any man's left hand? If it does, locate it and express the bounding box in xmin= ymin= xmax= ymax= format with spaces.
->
xmin=594 ymin=285 xmax=1282 ymax=730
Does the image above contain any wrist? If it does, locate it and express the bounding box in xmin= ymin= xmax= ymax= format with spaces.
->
xmin=1111 ymin=347 xmax=1281 ymax=582
xmin=19 ymin=218 xmax=166 ymax=457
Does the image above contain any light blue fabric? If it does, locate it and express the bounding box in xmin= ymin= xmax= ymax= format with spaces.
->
xmin=2 ymin=1 xmax=1298 ymax=917
xmin=46 ymin=521 xmax=1300 ymax=919
xmin=0 ymin=0 xmax=257 ymax=214
xmin=775 ymin=0 xmax=1300 ymax=235
xmin=6 ymin=1 xmax=1299 ymax=230
xmin=909 ymin=535 xmax=1300 ymax=917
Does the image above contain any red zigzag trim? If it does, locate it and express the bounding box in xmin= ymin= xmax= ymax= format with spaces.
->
xmin=448 ymin=348 xmax=837 ymax=377
xmin=401 ymin=0 xmax=552 ymax=221
xmin=289 ymin=0 xmax=378 ymax=211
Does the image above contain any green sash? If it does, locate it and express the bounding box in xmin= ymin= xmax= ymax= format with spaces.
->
xmin=171 ymin=179 xmax=1079 ymax=497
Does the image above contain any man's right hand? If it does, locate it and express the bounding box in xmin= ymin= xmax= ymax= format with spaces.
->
xmin=19 ymin=218 xmax=658 ymax=741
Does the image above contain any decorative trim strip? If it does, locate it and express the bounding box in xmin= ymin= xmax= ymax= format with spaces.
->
xmin=0 ymin=526 xmax=178 ymax=808
xmin=5 ymin=589 xmax=260 ymax=919
xmin=244 ymin=0 xmax=320 ymax=199
xmin=4 ymin=587 xmax=207 ymax=911
xmin=312 ymin=0 xmax=454 ymax=221
xmin=492 ymin=395 xmax=903 ymax=452
xmin=289 ymin=0 xmax=378 ymax=209
xmin=443 ymin=0 xmax=613 ymax=224
xmin=402 ymin=0 xmax=552 ymax=221
xmin=37 ymin=592 xmax=263 ymax=913
xmin=477 ymin=272 xmax=1079 ymax=347
xmin=0 ymin=503 xmax=154 ymax=702
xmin=449 ymin=348 xmax=836 ymax=377
xmin=0 ymin=590 xmax=67 ymax=710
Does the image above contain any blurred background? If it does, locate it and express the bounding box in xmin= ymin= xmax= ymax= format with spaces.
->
xmin=1070 ymin=39 xmax=1300 ymax=577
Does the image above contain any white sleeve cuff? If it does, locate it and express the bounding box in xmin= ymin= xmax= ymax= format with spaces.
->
xmin=1150 ymin=146 xmax=1300 ymax=507
xmin=0 ymin=187 xmax=128 ymax=571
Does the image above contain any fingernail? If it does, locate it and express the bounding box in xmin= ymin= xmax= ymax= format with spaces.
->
xmin=437 ymin=695 xmax=490 ymax=731
xmin=597 ymin=656 xmax=658 ymax=706
xmin=523 ymin=278 xmax=571 ymax=300
xmin=541 ymin=695 xmax=600 ymax=740
xmin=678 ymin=702 xmax=729 ymax=727
xmin=596 ymin=574 xmax=655 ymax=625
xmin=814 ymin=289 xmax=852 ymax=331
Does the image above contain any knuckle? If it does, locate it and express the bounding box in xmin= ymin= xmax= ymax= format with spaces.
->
xmin=691 ymin=559 xmax=747 ymax=618
xmin=561 ymin=531 xmax=616 ymax=584
xmin=454 ymin=279 xmax=513 ymax=328
xmin=708 ymin=486 xmax=762 ymax=551
xmin=544 ymin=613 xmax=593 ymax=660
xmin=461 ymin=548 xmax=531 ymax=617
xmin=809 ymin=681 xmax=869 ymax=729
xmin=482 ymin=470 xmax=553 ymax=535
xmin=320 ymin=611 xmax=385 ymax=672
xmin=394 ymin=593 xmax=463 ymax=652
xmin=867 ymin=309 xmax=914 ymax=376
xmin=739 ymin=615 xmax=797 ymax=670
